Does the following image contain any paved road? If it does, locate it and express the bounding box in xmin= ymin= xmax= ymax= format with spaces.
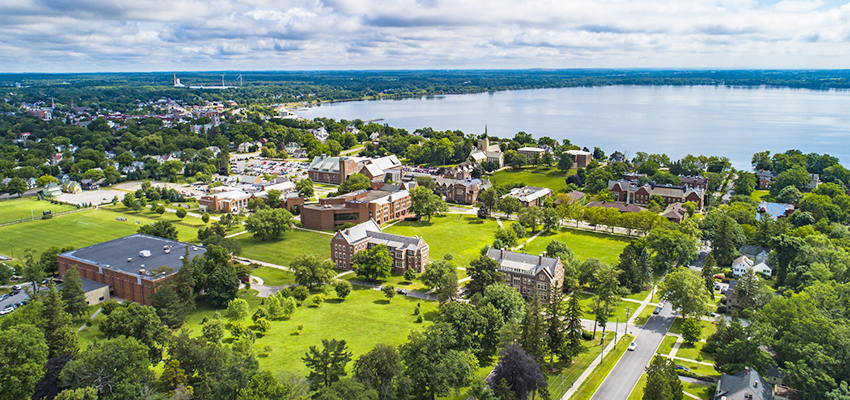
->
xmin=591 ymin=302 xmax=677 ymax=400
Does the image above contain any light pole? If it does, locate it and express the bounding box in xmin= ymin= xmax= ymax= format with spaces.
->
xmin=625 ymin=307 xmax=631 ymax=336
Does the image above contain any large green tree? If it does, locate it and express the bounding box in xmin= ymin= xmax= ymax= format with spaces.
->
xmin=465 ymin=255 xmax=504 ymax=299
xmin=354 ymin=344 xmax=402 ymax=400
xmin=489 ymin=344 xmax=548 ymax=400
xmin=59 ymin=336 xmax=154 ymax=400
xmin=291 ymin=254 xmax=336 ymax=289
xmin=410 ymin=186 xmax=448 ymax=222
xmin=100 ymin=302 xmax=170 ymax=362
xmin=244 ymin=207 xmax=294 ymax=241
xmin=400 ymin=324 xmax=477 ymax=400
xmin=420 ymin=259 xmax=459 ymax=303
xmin=352 ymin=244 xmax=393 ymax=281
xmin=658 ymin=268 xmax=711 ymax=319
xmin=0 ymin=324 xmax=48 ymax=400
xmin=138 ymin=220 xmax=178 ymax=240
xmin=642 ymin=355 xmax=683 ymax=400
xmin=303 ymin=339 xmax=353 ymax=391
xmin=60 ymin=266 xmax=88 ymax=317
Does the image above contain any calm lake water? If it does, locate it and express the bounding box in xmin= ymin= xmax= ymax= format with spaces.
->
xmin=297 ymin=85 xmax=850 ymax=169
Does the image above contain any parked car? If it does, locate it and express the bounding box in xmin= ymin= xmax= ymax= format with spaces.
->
xmin=675 ymin=365 xmax=691 ymax=372
xmin=11 ymin=285 xmax=21 ymax=290
xmin=721 ymin=287 xmax=728 ymax=294
xmin=395 ymin=288 xmax=407 ymax=295
xmin=714 ymin=284 xmax=721 ymax=291
xmin=653 ymin=306 xmax=662 ymax=315
xmin=628 ymin=342 xmax=637 ymax=351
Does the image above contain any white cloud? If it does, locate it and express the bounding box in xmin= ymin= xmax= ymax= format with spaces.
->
xmin=0 ymin=0 xmax=849 ymax=71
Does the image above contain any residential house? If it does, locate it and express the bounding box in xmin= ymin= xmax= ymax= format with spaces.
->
xmin=309 ymin=127 xmax=329 ymax=143
xmin=331 ymin=220 xmax=429 ymax=274
xmin=714 ymin=367 xmax=773 ymax=400
xmin=564 ymin=149 xmax=592 ymax=168
xmin=301 ymin=187 xmax=412 ymax=230
xmin=63 ymin=181 xmax=81 ymax=194
xmin=284 ymin=142 xmax=307 ymax=158
xmin=757 ymin=201 xmax=795 ymax=221
xmin=765 ymin=366 xmax=787 ymax=387
xmin=434 ymin=177 xmax=488 ymax=205
xmin=756 ymin=171 xmax=777 ymax=190
xmin=26 ymin=177 xmax=37 ymax=190
xmin=609 ymin=151 xmax=626 ymax=163
xmin=469 ymin=137 xmax=504 ymax=168
xmin=485 ymin=247 xmax=565 ymax=300
xmin=80 ymin=179 xmax=99 ymax=190
xmin=608 ymin=180 xmax=706 ymax=210
xmin=739 ymin=245 xmax=770 ymax=265
xmin=662 ymin=202 xmax=687 ymax=223
xmin=501 ymin=186 xmax=552 ymax=207
xmin=804 ymin=173 xmax=820 ymax=192
xmin=731 ymin=255 xmax=772 ymax=277
xmin=42 ymin=182 xmax=62 ymax=197
xmin=680 ymin=175 xmax=709 ymax=190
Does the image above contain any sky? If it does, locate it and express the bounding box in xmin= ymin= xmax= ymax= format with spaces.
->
xmin=1 ymin=0 xmax=850 ymax=72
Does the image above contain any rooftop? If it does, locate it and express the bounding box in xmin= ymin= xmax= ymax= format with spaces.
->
xmin=80 ymin=277 xmax=108 ymax=292
xmin=486 ymin=247 xmax=560 ymax=278
xmin=60 ymin=234 xmax=205 ymax=281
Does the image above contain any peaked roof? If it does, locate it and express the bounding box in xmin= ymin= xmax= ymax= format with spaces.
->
xmin=335 ymin=220 xmax=425 ymax=251
xmin=715 ymin=368 xmax=773 ymax=400
xmin=486 ymin=247 xmax=560 ymax=278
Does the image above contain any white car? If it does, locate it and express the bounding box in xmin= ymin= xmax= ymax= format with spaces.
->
xmin=628 ymin=342 xmax=637 ymax=351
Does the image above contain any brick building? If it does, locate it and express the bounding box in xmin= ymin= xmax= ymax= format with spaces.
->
xmin=199 ymin=190 xmax=253 ymax=213
xmin=608 ymin=180 xmax=706 ymax=210
xmin=679 ymin=175 xmax=709 ymax=190
xmin=486 ymin=247 xmax=565 ymax=300
xmin=434 ymin=177 xmax=488 ymax=204
xmin=301 ymin=187 xmax=411 ymax=230
xmin=564 ymin=149 xmax=592 ymax=168
xmin=331 ymin=220 xmax=429 ymax=274
xmin=307 ymin=155 xmax=402 ymax=184
xmin=57 ymin=234 xmax=206 ymax=305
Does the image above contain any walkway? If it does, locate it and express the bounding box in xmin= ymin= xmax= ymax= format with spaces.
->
xmin=77 ymin=307 xmax=102 ymax=333
xmin=561 ymin=338 xmax=620 ymax=400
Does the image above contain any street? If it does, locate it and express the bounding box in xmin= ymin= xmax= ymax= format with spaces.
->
xmin=591 ymin=302 xmax=677 ymax=400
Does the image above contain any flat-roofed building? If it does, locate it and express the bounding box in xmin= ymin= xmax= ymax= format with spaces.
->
xmin=301 ymin=187 xmax=412 ymax=230
xmin=58 ymin=234 xmax=206 ymax=305
xmin=564 ymin=149 xmax=592 ymax=168
xmin=486 ymin=247 xmax=564 ymax=300
xmin=198 ymin=190 xmax=253 ymax=213
xmin=501 ymin=186 xmax=552 ymax=207
xmin=517 ymin=146 xmax=546 ymax=160
xmin=331 ymin=220 xmax=429 ymax=274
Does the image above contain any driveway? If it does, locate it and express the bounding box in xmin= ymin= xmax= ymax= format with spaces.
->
xmin=591 ymin=302 xmax=678 ymax=400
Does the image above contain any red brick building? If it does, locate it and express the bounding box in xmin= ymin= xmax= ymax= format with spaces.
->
xmin=198 ymin=190 xmax=253 ymax=213
xmin=57 ymin=234 xmax=206 ymax=305
xmin=300 ymin=187 xmax=412 ymax=230
xmin=608 ymin=180 xmax=706 ymax=210
xmin=564 ymin=150 xmax=592 ymax=168
xmin=434 ymin=177 xmax=488 ymax=205
xmin=486 ymin=247 xmax=565 ymax=301
xmin=331 ymin=220 xmax=429 ymax=274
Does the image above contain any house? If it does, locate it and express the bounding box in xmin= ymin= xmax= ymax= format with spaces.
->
xmin=740 ymin=245 xmax=770 ymax=264
xmin=57 ymin=234 xmax=206 ymax=306
xmin=680 ymin=175 xmax=709 ymax=190
xmin=585 ymin=201 xmax=646 ymax=213
xmin=804 ymin=173 xmax=820 ymax=192
xmin=469 ymin=137 xmax=504 ymax=168
xmin=501 ymin=186 xmax=552 ymax=207
xmin=331 ymin=220 xmax=429 ymax=274
xmin=63 ymin=181 xmax=81 ymax=194
xmin=26 ymin=177 xmax=37 ymax=189
xmin=80 ymin=179 xmax=99 ymax=191
xmin=608 ymin=180 xmax=706 ymax=210
xmin=609 ymin=151 xmax=626 ymax=163
xmin=765 ymin=366 xmax=787 ymax=387
xmin=662 ymin=202 xmax=687 ymax=223
xmin=284 ymin=142 xmax=307 ymax=158
xmin=485 ymin=247 xmax=565 ymax=300
xmin=42 ymin=182 xmax=62 ymax=197
xmin=714 ymin=367 xmax=773 ymax=400
xmin=198 ymin=190 xmax=253 ymax=213
xmin=564 ymin=149 xmax=592 ymax=168
xmin=309 ymin=127 xmax=329 ymax=143
xmin=434 ymin=177 xmax=488 ymax=205
xmin=756 ymin=171 xmax=777 ymax=190
xmin=301 ymin=187 xmax=412 ymax=230
xmin=731 ymin=255 xmax=772 ymax=277
xmin=517 ymin=146 xmax=546 ymax=160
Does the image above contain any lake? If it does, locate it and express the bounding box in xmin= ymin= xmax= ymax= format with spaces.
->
xmin=296 ymin=85 xmax=850 ymax=169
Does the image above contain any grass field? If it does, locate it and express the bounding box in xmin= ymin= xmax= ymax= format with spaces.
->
xmin=545 ymin=332 xmax=615 ymax=400
xmin=251 ymin=266 xmax=296 ymax=286
xmin=521 ymin=228 xmax=631 ymax=265
xmin=489 ymin=166 xmax=575 ymax=192
xmin=575 ymin=292 xmax=636 ymax=327
xmin=750 ymin=190 xmax=770 ymax=202
xmin=632 ymin=304 xmax=657 ymax=325
xmin=0 ymin=206 xmax=221 ymax=257
xmin=344 ymin=272 xmax=430 ymax=292
xmin=571 ymin=334 xmax=634 ymax=400
xmin=385 ymin=214 xmax=498 ymax=267
xmin=0 ymin=196 xmax=78 ymax=224
xmin=681 ymin=380 xmax=714 ymax=398
xmin=624 ymin=288 xmax=653 ymax=302
xmin=676 ymin=341 xmax=715 ymax=364
xmin=658 ymin=335 xmax=679 ymax=356
xmin=675 ymin=360 xmax=720 ymax=379
xmin=668 ymin=319 xmax=716 ymax=339
xmin=236 ymin=229 xmax=332 ymax=267
xmin=626 ymin=373 xmax=648 ymax=400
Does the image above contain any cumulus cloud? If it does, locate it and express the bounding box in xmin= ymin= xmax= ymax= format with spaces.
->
xmin=0 ymin=0 xmax=849 ymax=71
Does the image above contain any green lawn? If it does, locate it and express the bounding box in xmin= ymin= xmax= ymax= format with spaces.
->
xmin=0 ymin=196 xmax=78 ymax=224
xmin=674 ymin=360 xmax=720 ymax=379
xmin=521 ymin=228 xmax=630 ymax=265
xmin=344 ymin=272 xmax=430 ymax=292
xmin=681 ymin=380 xmax=714 ymax=399
xmin=668 ymin=319 xmax=716 ymax=339
xmin=626 ymin=373 xmax=648 ymax=400
xmin=0 ymin=207 xmax=217 ymax=258
xmin=658 ymin=335 xmax=679 ymax=356
xmin=385 ymin=214 xmax=498 ymax=267
xmin=750 ymin=190 xmax=770 ymax=202
xmin=625 ymin=288 xmax=653 ymax=302
xmin=571 ymin=334 xmax=635 ymax=400
xmin=632 ymin=304 xmax=657 ymax=325
xmin=575 ymin=292 xmax=636 ymax=327
xmin=546 ymin=332 xmax=616 ymax=400
xmin=676 ymin=341 xmax=716 ymax=364
xmin=236 ymin=229 xmax=332 ymax=267
xmin=489 ymin=166 xmax=575 ymax=192
xmin=251 ymin=266 xmax=296 ymax=286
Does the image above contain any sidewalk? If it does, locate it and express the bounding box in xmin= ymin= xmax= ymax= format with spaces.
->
xmin=561 ymin=338 xmax=619 ymax=400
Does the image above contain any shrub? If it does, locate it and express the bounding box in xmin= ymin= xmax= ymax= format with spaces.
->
xmin=416 ymin=314 xmax=423 ymax=323
xmin=42 ymin=214 xmax=53 ymax=220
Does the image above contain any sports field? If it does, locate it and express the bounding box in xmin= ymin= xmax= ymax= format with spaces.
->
xmin=0 ymin=196 xmax=78 ymax=224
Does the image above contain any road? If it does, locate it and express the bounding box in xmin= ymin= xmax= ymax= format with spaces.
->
xmin=590 ymin=302 xmax=677 ymax=400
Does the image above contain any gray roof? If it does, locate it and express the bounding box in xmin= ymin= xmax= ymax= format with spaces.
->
xmin=436 ymin=177 xmax=487 ymax=189
xmin=336 ymin=220 xmax=425 ymax=251
xmin=501 ymin=186 xmax=552 ymax=203
xmin=60 ymin=234 xmax=205 ymax=281
xmin=740 ymin=245 xmax=770 ymax=257
xmin=486 ymin=247 xmax=560 ymax=278
xmin=715 ymin=367 xmax=773 ymax=400
xmin=80 ymin=277 xmax=108 ymax=292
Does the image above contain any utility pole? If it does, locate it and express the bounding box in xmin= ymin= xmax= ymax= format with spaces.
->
xmin=616 ymin=317 xmax=619 ymax=342
xmin=625 ymin=307 xmax=631 ymax=336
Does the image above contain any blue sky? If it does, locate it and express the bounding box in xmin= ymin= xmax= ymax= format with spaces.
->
xmin=1 ymin=0 xmax=849 ymax=72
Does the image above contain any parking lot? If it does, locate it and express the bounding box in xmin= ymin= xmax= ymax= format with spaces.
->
xmin=231 ymin=157 xmax=309 ymax=180
xmin=0 ymin=282 xmax=38 ymax=316
xmin=55 ymin=189 xmax=128 ymax=206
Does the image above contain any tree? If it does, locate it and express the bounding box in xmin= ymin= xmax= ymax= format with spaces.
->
xmin=542 ymin=207 xmax=560 ymax=232
xmin=7 ymin=177 xmax=27 ymax=197
xmin=244 ymin=208 xmax=293 ymax=241
xmin=404 ymin=267 xmax=416 ymax=281
xmin=202 ymin=212 xmax=210 ymax=224
xmin=291 ymin=254 xmax=335 ymax=289
xmin=59 ymin=336 xmax=154 ymax=400
xmin=297 ymin=178 xmax=315 ymax=198
xmin=420 ymin=259 xmax=458 ymax=302
xmin=701 ymin=254 xmax=716 ymax=299
xmin=313 ymin=294 xmax=325 ymax=307
xmin=411 ymin=186 xmax=448 ymax=222
xmin=481 ymin=283 xmax=526 ymax=323
xmin=489 ymin=344 xmax=548 ymax=400
xmin=681 ymin=317 xmax=702 ymax=345
xmin=354 ymin=344 xmax=402 ymax=400
xmin=382 ymin=285 xmax=396 ymax=303
xmin=0 ymin=262 xmax=12 ymax=286
xmin=511 ymin=154 xmax=528 ymax=170
xmin=60 ymin=266 xmax=88 ymax=317
xmin=293 ymin=286 xmax=309 ymax=304
xmin=564 ymin=294 xmax=584 ymax=364
xmin=499 ymin=196 xmax=521 ymax=218
xmin=157 ymin=359 xmax=189 ymax=395
xmin=519 ymin=295 xmax=546 ymax=364
xmin=175 ymin=207 xmax=188 ymax=219
xmin=466 ymin=255 xmax=504 ymax=299
xmin=545 ymin=285 xmax=566 ymax=370
xmin=518 ymin=206 xmax=543 ymax=232
xmin=558 ymin=154 xmax=574 ymax=172
xmin=42 ymin=282 xmax=77 ymax=358
xmin=592 ymin=263 xmax=621 ymax=340
xmin=712 ymin=215 xmax=745 ymax=267
xmin=138 ymin=220 xmax=178 ymax=240
xmin=303 ymin=339 xmax=353 ymax=391
xmin=335 ymin=280 xmax=352 ymax=300
xmin=734 ymin=172 xmax=757 ymax=196
xmin=645 ymin=225 xmax=698 ymax=269
xmin=55 ymin=387 xmax=99 ymax=400
xmin=478 ymin=189 xmax=500 ymax=211
xmin=0 ymin=324 xmax=48 ymax=400
xmin=352 ymin=244 xmax=393 ymax=281
xmin=155 ymin=205 xmax=166 ymax=215
xmin=40 ymin=245 xmax=75 ymax=276
xmin=643 ymin=355 xmax=683 ymax=400
xmin=206 ymin=261 xmax=239 ymax=307
xmin=658 ymin=268 xmax=711 ymax=319
xmin=315 ymin=377 xmax=378 ymax=400
xmin=400 ymin=324 xmax=477 ymax=400
xmin=238 ymin=370 xmax=291 ymax=400
xmin=100 ymin=302 xmax=169 ymax=362
xmin=226 ymin=298 xmax=250 ymax=322
xmin=337 ymin=173 xmax=371 ymax=195
xmin=21 ymin=250 xmax=45 ymax=296
xmin=752 ymin=151 xmax=774 ymax=171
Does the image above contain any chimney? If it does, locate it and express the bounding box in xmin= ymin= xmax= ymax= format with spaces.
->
xmin=500 ymin=247 xmax=505 ymax=258
xmin=139 ymin=268 xmax=146 ymax=275
xmin=744 ymin=367 xmax=749 ymax=375
xmin=346 ymin=229 xmax=351 ymax=235
xmin=539 ymin=254 xmax=544 ymax=264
